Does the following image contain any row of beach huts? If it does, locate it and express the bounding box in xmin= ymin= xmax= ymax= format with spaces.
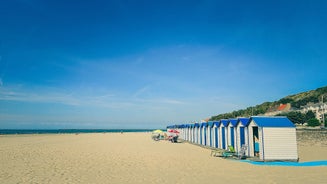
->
xmin=167 ymin=116 xmax=299 ymax=161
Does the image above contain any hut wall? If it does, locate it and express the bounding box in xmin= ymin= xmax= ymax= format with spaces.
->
xmin=261 ymin=127 xmax=298 ymax=161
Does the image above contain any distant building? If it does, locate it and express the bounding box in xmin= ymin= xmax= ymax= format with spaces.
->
xmin=264 ymin=103 xmax=291 ymax=116
xmin=277 ymin=103 xmax=291 ymax=111
xmin=300 ymin=102 xmax=327 ymax=122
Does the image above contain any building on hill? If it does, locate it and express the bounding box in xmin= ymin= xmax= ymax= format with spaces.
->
xmin=277 ymin=103 xmax=291 ymax=111
xmin=300 ymin=102 xmax=327 ymax=122
xmin=264 ymin=103 xmax=291 ymax=116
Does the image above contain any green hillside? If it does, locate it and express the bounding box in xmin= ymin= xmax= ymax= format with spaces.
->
xmin=210 ymin=86 xmax=327 ymax=121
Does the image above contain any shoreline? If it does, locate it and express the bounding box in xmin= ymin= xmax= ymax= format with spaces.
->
xmin=0 ymin=129 xmax=154 ymax=135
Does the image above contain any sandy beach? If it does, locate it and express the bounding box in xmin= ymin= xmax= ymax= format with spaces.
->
xmin=0 ymin=130 xmax=326 ymax=184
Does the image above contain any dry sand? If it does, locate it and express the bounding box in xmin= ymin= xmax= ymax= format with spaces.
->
xmin=0 ymin=130 xmax=326 ymax=184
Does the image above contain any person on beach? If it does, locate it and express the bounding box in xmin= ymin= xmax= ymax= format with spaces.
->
xmin=254 ymin=135 xmax=259 ymax=156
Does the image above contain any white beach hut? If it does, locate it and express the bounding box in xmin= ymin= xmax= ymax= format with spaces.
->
xmin=200 ymin=122 xmax=208 ymax=146
xmin=190 ymin=124 xmax=195 ymax=143
xmin=207 ymin=122 xmax=214 ymax=147
xmin=220 ymin=119 xmax=229 ymax=150
xmin=181 ymin=124 xmax=187 ymax=140
xmin=186 ymin=124 xmax=191 ymax=142
xmin=236 ymin=117 xmax=251 ymax=155
xmin=212 ymin=121 xmax=221 ymax=148
xmin=194 ymin=123 xmax=200 ymax=144
xmin=247 ymin=116 xmax=298 ymax=161
xmin=228 ymin=119 xmax=238 ymax=150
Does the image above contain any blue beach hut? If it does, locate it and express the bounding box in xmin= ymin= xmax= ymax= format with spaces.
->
xmin=190 ymin=124 xmax=195 ymax=143
xmin=236 ymin=117 xmax=251 ymax=155
xmin=212 ymin=121 xmax=221 ymax=148
xmin=207 ymin=122 xmax=214 ymax=147
xmin=186 ymin=124 xmax=191 ymax=142
xmin=180 ymin=124 xmax=186 ymax=140
xmin=228 ymin=119 xmax=238 ymax=150
xmin=194 ymin=123 xmax=200 ymax=144
xmin=200 ymin=122 xmax=208 ymax=146
xmin=220 ymin=119 xmax=229 ymax=150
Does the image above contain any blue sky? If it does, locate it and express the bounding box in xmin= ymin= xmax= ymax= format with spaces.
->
xmin=0 ymin=0 xmax=326 ymax=129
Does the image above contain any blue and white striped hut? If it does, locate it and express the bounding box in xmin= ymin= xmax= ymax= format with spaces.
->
xmin=207 ymin=121 xmax=214 ymax=147
xmin=189 ymin=124 xmax=195 ymax=143
xmin=228 ymin=119 xmax=238 ymax=150
xmin=182 ymin=124 xmax=187 ymax=140
xmin=200 ymin=122 xmax=208 ymax=146
xmin=186 ymin=124 xmax=192 ymax=142
xmin=220 ymin=119 xmax=229 ymax=150
xmin=212 ymin=121 xmax=221 ymax=149
xmin=194 ymin=123 xmax=200 ymax=144
xmin=247 ymin=116 xmax=298 ymax=161
xmin=236 ymin=117 xmax=251 ymax=155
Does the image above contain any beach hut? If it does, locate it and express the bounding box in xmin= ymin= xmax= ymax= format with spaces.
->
xmin=228 ymin=119 xmax=238 ymax=150
xmin=200 ymin=122 xmax=208 ymax=146
xmin=236 ymin=117 xmax=251 ymax=155
xmin=194 ymin=123 xmax=200 ymax=144
xmin=185 ymin=124 xmax=190 ymax=142
xmin=220 ymin=119 xmax=229 ymax=150
xmin=247 ymin=116 xmax=298 ymax=161
xmin=207 ymin=122 xmax=214 ymax=147
xmin=212 ymin=121 xmax=221 ymax=148
xmin=189 ymin=124 xmax=194 ymax=143
xmin=183 ymin=124 xmax=187 ymax=140
xmin=181 ymin=124 xmax=186 ymax=140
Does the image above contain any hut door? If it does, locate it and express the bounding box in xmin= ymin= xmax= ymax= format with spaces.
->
xmin=230 ymin=127 xmax=235 ymax=148
xmin=200 ymin=128 xmax=202 ymax=145
xmin=209 ymin=127 xmax=212 ymax=147
xmin=240 ymin=127 xmax=245 ymax=146
xmin=222 ymin=127 xmax=226 ymax=149
xmin=203 ymin=127 xmax=207 ymax=146
xmin=252 ymin=127 xmax=259 ymax=157
xmin=215 ymin=127 xmax=218 ymax=148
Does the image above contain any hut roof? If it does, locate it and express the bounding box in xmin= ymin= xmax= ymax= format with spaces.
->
xmin=250 ymin=116 xmax=295 ymax=127
xmin=213 ymin=121 xmax=221 ymax=127
xmin=238 ymin=117 xmax=251 ymax=126
xmin=201 ymin=122 xmax=208 ymax=127
xmin=229 ymin=119 xmax=238 ymax=126
xmin=194 ymin=123 xmax=200 ymax=127
xmin=207 ymin=121 xmax=214 ymax=127
xmin=221 ymin=119 xmax=229 ymax=127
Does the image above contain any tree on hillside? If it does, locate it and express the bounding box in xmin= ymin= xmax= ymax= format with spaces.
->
xmin=307 ymin=118 xmax=321 ymax=127
xmin=209 ymin=86 xmax=327 ymax=121
xmin=277 ymin=111 xmax=305 ymax=125
xmin=278 ymin=97 xmax=294 ymax=104
xmin=305 ymin=110 xmax=316 ymax=122
xmin=316 ymin=86 xmax=327 ymax=94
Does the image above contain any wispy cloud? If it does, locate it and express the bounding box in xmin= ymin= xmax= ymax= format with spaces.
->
xmin=0 ymin=84 xmax=186 ymax=110
xmin=132 ymin=86 xmax=151 ymax=98
xmin=0 ymin=86 xmax=81 ymax=106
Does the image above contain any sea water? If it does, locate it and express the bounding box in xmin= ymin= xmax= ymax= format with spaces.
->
xmin=0 ymin=129 xmax=153 ymax=135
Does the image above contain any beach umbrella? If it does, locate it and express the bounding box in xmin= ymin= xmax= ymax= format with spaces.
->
xmin=168 ymin=129 xmax=179 ymax=134
xmin=152 ymin=129 xmax=163 ymax=134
